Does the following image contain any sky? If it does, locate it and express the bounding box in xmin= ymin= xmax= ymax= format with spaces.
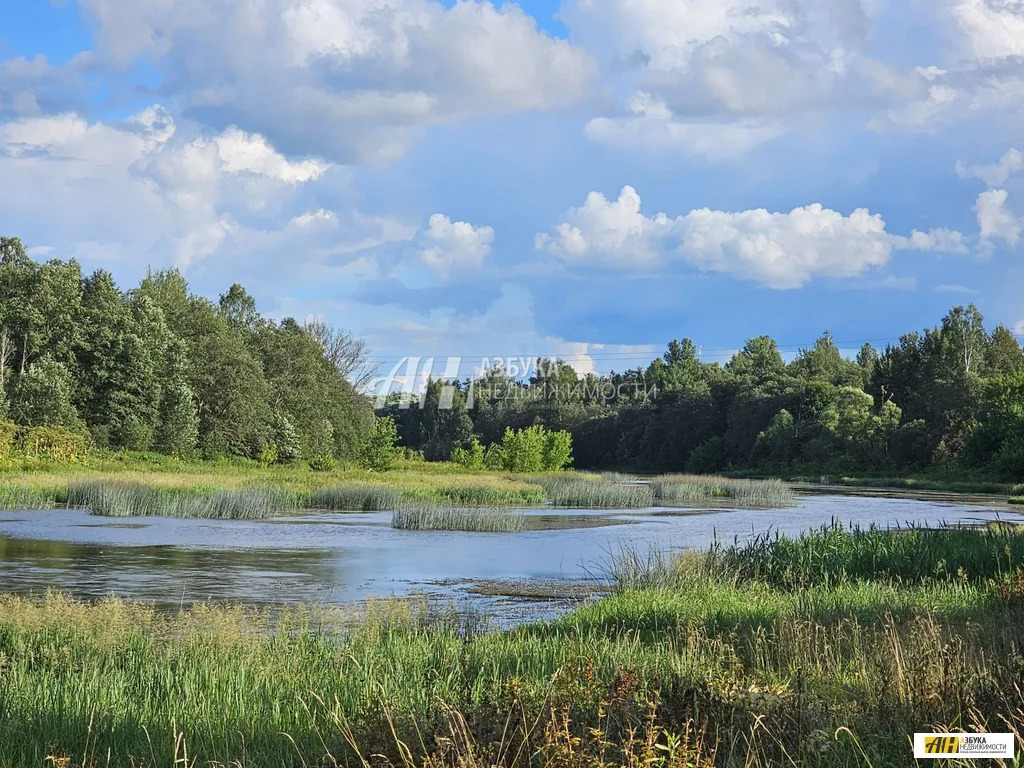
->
xmin=2 ymin=0 xmax=1023 ymax=380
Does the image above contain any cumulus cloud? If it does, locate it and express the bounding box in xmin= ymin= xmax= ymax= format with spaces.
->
xmin=74 ymin=0 xmax=594 ymax=163
xmin=975 ymin=188 xmax=1021 ymax=251
xmin=560 ymin=0 xmax=911 ymax=155
xmin=0 ymin=107 xmax=411 ymax=277
xmin=536 ymin=185 xmax=965 ymax=289
xmin=419 ymin=214 xmax=495 ymax=279
xmin=957 ymin=148 xmax=1024 ymax=187
xmin=952 ymin=0 xmax=1024 ymax=59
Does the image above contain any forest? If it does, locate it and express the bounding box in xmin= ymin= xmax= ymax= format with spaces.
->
xmin=3 ymin=236 xmax=1023 ymax=480
xmin=391 ymin=307 xmax=1024 ymax=480
xmin=0 ymin=237 xmax=372 ymax=464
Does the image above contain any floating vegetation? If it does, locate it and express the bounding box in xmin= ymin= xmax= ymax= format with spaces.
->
xmin=652 ymin=474 xmax=795 ymax=507
xmin=391 ymin=505 xmax=527 ymax=532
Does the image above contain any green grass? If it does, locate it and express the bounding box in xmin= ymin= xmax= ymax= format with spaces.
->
xmin=784 ymin=473 xmax=1016 ymax=495
xmin=68 ymin=480 xmax=299 ymax=519
xmin=0 ymin=484 xmax=60 ymax=510
xmin=308 ymin=484 xmax=400 ymax=511
xmin=652 ymin=474 xmax=796 ymax=507
xmin=532 ymin=474 xmax=655 ymax=508
xmin=391 ymin=505 xmax=528 ymax=532
xmin=1010 ymin=496 xmax=1024 ymax=505
xmin=710 ymin=521 xmax=1024 ymax=587
xmin=0 ymin=564 xmax=1021 ymax=768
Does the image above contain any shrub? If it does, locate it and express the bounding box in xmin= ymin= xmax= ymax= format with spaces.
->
xmin=451 ymin=437 xmax=485 ymax=469
xmin=360 ymin=416 xmax=401 ymax=472
xmin=308 ymin=454 xmax=339 ymax=472
xmin=0 ymin=419 xmax=16 ymax=459
xmin=487 ymin=426 xmax=574 ymax=472
xmin=17 ymin=425 xmax=89 ymax=461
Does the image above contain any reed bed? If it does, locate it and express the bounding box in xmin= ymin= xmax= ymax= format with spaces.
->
xmin=0 ymin=484 xmax=61 ymax=510
xmin=68 ymin=480 xmax=298 ymax=519
xmin=402 ymin=482 xmax=546 ymax=507
xmin=532 ymin=474 xmax=655 ymax=509
xmin=391 ymin=505 xmax=527 ymax=532
xmin=652 ymin=474 xmax=796 ymax=507
xmin=307 ymin=484 xmax=400 ymax=511
xmin=710 ymin=521 xmax=1024 ymax=587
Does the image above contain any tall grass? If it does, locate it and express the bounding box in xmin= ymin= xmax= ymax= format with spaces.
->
xmin=533 ymin=474 xmax=655 ymax=509
xmin=69 ymin=481 xmax=298 ymax=519
xmin=392 ymin=505 xmax=527 ymax=532
xmin=0 ymin=484 xmax=60 ymax=510
xmin=402 ymin=482 xmax=546 ymax=507
xmin=308 ymin=484 xmax=400 ymax=511
xmin=652 ymin=474 xmax=796 ymax=507
xmin=0 ymin=583 xmax=1020 ymax=768
xmin=710 ymin=521 xmax=1024 ymax=587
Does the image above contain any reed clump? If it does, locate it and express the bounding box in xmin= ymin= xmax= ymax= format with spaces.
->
xmin=0 ymin=484 xmax=61 ymax=510
xmin=533 ymin=474 xmax=655 ymax=509
xmin=652 ymin=474 xmax=796 ymax=507
xmin=708 ymin=521 xmax=1024 ymax=588
xmin=307 ymin=484 xmax=400 ymax=511
xmin=391 ymin=505 xmax=527 ymax=532
xmin=68 ymin=480 xmax=298 ymax=519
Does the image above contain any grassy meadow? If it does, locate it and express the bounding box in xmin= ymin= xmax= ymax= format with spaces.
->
xmin=0 ymin=524 xmax=1021 ymax=768
xmin=0 ymin=452 xmax=809 ymax=518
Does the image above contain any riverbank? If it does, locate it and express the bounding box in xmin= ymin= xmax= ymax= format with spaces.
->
xmin=1 ymin=524 xmax=1021 ymax=768
xmin=0 ymin=454 xmax=798 ymax=516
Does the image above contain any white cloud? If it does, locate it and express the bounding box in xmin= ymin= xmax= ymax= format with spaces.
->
xmin=956 ymin=148 xmax=1024 ymax=187
xmin=419 ymin=214 xmax=495 ymax=278
xmin=584 ymin=92 xmax=782 ymax=160
xmin=76 ymin=0 xmax=594 ymax=163
xmin=952 ymin=0 xmax=1024 ymax=59
xmin=537 ymin=185 xmax=964 ymax=289
xmin=974 ymin=188 xmax=1021 ymax=251
xmin=0 ymin=108 xmax=411 ymax=278
xmin=903 ymin=228 xmax=969 ymax=254
xmin=534 ymin=186 xmax=674 ymax=267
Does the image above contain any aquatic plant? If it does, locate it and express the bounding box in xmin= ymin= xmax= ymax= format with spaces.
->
xmin=651 ymin=474 xmax=796 ymax=507
xmin=708 ymin=521 xmax=1024 ymax=587
xmin=0 ymin=484 xmax=61 ymax=510
xmin=69 ymin=481 xmax=298 ymax=519
xmin=391 ymin=505 xmax=527 ymax=532
xmin=532 ymin=474 xmax=655 ymax=509
xmin=307 ymin=484 xmax=400 ymax=511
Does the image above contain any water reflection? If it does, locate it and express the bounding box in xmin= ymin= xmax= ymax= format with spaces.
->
xmin=0 ymin=496 xmax=1018 ymax=619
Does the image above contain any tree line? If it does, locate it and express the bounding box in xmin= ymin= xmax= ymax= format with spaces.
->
xmin=388 ymin=306 xmax=1024 ymax=479
xmin=0 ymin=237 xmax=373 ymax=463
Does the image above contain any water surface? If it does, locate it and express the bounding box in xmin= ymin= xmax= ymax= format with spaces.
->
xmin=0 ymin=494 xmax=1018 ymax=622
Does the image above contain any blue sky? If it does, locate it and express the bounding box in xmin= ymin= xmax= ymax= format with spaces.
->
xmin=2 ymin=0 xmax=1023 ymax=378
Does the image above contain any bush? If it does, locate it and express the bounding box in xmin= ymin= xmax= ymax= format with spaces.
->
xmin=486 ymin=426 xmax=574 ymax=472
xmin=451 ymin=437 xmax=485 ymax=469
xmin=360 ymin=417 xmax=401 ymax=472
xmin=308 ymin=454 xmax=339 ymax=472
xmin=0 ymin=419 xmax=16 ymax=459
xmin=17 ymin=425 xmax=89 ymax=461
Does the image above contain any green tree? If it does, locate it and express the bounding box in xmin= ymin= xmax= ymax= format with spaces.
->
xmin=727 ymin=336 xmax=785 ymax=383
xmin=361 ymin=416 xmax=401 ymax=472
xmin=11 ymin=357 xmax=84 ymax=431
